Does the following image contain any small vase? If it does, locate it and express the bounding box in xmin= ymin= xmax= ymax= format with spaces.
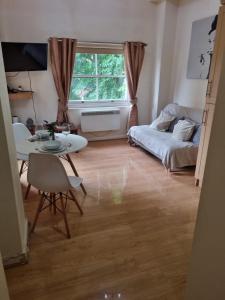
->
xmin=51 ymin=132 xmax=55 ymax=140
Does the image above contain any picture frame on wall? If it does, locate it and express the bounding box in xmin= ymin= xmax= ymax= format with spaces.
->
xmin=187 ymin=15 xmax=218 ymax=80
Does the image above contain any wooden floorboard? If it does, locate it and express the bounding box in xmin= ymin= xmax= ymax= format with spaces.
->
xmin=5 ymin=139 xmax=200 ymax=300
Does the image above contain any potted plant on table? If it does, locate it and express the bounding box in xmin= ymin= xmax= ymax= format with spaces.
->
xmin=43 ymin=121 xmax=57 ymax=140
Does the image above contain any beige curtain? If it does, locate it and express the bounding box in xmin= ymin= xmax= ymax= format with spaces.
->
xmin=49 ymin=37 xmax=77 ymax=124
xmin=124 ymin=42 xmax=146 ymax=129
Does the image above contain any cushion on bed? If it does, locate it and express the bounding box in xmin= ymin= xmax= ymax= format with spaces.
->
xmin=168 ymin=117 xmax=184 ymax=132
xmin=191 ymin=125 xmax=202 ymax=144
xmin=150 ymin=111 xmax=175 ymax=131
xmin=172 ymin=120 xmax=195 ymax=141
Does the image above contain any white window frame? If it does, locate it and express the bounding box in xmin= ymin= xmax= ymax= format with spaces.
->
xmin=68 ymin=42 xmax=129 ymax=108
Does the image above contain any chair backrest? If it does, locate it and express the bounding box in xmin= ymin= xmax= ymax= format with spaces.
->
xmin=27 ymin=153 xmax=71 ymax=193
xmin=12 ymin=123 xmax=31 ymax=143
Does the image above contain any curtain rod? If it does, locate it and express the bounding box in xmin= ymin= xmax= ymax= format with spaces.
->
xmin=79 ymin=41 xmax=148 ymax=47
xmin=48 ymin=38 xmax=147 ymax=46
xmin=48 ymin=37 xmax=76 ymax=41
xmin=78 ymin=41 xmax=123 ymax=46
xmin=48 ymin=38 xmax=123 ymax=45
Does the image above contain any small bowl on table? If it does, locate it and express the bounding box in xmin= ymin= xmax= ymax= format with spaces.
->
xmin=36 ymin=130 xmax=50 ymax=140
xmin=43 ymin=140 xmax=62 ymax=150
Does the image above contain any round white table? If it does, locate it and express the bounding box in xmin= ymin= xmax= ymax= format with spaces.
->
xmin=16 ymin=133 xmax=87 ymax=156
xmin=16 ymin=133 xmax=88 ymax=195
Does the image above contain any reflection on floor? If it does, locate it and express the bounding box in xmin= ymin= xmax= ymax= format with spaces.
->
xmin=6 ymin=139 xmax=200 ymax=300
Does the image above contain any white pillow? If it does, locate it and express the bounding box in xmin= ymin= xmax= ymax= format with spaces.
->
xmin=150 ymin=111 xmax=175 ymax=131
xmin=172 ymin=120 xmax=195 ymax=141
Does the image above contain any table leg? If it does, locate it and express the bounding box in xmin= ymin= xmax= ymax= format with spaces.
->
xmin=66 ymin=154 xmax=87 ymax=195
xmin=19 ymin=160 xmax=25 ymax=177
xmin=25 ymin=183 xmax=31 ymax=200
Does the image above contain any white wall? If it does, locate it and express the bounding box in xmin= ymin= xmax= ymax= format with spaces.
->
xmin=1 ymin=0 xmax=219 ymax=131
xmin=0 ymin=0 xmax=157 ymax=139
xmin=170 ymin=0 xmax=220 ymax=109
xmin=152 ymin=0 xmax=178 ymax=119
xmin=158 ymin=1 xmax=178 ymax=112
xmin=152 ymin=1 xmax=167 ymax=119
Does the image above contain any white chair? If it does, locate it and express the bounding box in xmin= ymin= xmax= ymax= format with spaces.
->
xmin=12 ymin=123 xmax=31 ymax=177
xmin=28 ymin=153 xmax=84 ymax=238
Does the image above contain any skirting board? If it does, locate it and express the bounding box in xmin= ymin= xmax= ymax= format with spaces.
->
xmin=3 ymin=219 xmax=29 ymax=268
xmin=82 ymin=134 xmax=127 ymax=142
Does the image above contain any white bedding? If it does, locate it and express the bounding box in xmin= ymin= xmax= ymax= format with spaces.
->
xmin=128 ymin=125 xmax=198 ymax=170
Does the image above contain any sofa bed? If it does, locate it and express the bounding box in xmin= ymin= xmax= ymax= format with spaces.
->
xmin=128 ymin=103 xmax=203 ymax=171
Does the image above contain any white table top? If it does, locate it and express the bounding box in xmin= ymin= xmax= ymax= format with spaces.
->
xmin=16 ymin=134 xmax=88 ymax=157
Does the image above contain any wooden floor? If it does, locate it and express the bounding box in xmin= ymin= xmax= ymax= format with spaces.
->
xmin=6 ymin=140 xmax=200 ymax=300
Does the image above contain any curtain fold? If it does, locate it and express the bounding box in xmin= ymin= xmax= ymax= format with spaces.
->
xmin=49 ymin=37 xmax=77 ymax=124
xmin=124 ymin=41 xmax=146 ymax=129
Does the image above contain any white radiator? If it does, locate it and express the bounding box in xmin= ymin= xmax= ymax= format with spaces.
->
xmin=80 ymin=108 xmax=121 ymax=132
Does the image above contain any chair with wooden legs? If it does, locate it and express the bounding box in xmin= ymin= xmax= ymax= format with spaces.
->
xmin=12 ymin=123 xmax=31 ymax=177
xmin=27 ymin=153 xmax=84 ymax=238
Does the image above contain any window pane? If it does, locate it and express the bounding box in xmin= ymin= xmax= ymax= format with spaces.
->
xmin=74 ymin=53 xmax=96 ymax=75
xmin=97 ymin=54 xmax=125 ymax=76
xmin=70 ymin=78 xmax=97 ymax=100
xmin=98 ymin=77 xmax=126 ymax=100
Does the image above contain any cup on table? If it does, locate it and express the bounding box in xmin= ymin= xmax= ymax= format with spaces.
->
xmin=62 ymin=124 xmax=71 ymax=148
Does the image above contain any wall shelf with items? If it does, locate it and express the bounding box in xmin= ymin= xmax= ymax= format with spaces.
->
xmin=8 ymin=91 xmax=33 ymax=101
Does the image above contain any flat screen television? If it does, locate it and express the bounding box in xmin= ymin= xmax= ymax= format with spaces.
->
xmin=1 ymin=42 xmax=48 ymax=72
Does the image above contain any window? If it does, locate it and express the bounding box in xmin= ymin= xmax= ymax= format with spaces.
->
xmin=69 ymin=46 xmax=127 ymax=103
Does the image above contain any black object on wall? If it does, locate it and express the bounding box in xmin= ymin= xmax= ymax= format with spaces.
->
xmin=2 ymin=42 xmax=48 ymax=72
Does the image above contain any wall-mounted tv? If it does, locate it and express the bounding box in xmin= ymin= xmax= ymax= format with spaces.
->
xmin=1 ymin=42 xmax=48 ymax=72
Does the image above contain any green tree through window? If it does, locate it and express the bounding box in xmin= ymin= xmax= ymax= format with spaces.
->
xmin=70 ymin=53 xmax=127 ymax=101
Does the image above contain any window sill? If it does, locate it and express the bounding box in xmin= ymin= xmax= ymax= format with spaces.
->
xmin=68 ymin=100 xmax=130 ymax=109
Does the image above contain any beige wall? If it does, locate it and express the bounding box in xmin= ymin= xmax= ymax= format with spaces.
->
xmin=185 ymin=24 xmax=225 ymax=299
xmin=0 ymin=43 xmax=28 ymax=264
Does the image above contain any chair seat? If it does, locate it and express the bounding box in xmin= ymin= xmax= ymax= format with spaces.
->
xmin=17 ymin=153 xmax=29 ymax=161
xmin=68 ymin=176 xmax=83 ymax=189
